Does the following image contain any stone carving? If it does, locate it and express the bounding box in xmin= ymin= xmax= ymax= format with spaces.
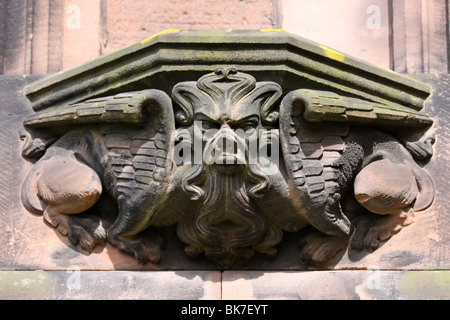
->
xmin=21 ymin=66 xmax=435 ymax=268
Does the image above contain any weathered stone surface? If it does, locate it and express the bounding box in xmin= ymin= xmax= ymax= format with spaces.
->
xmin=1 ymin=33 xmax=449 ymax=276
xmin=0 ymin=72 xmax=448 ymax=273
xmin=282 ymin=0 xmax=391 ymax=68
xmin=0 ymin=271 xmax=221 ymax=299
xmin=2 ymin=1 xmax=449 ymax=76
xmin=1 ymin=269 xmax=448 ymax=300
xmin=222 ymin=270 xmax=450 ymax=300
xmin=104 ymin=0 xmax=280 ymax=54
xmin=24 ymin=30 xmax=429 ymax=113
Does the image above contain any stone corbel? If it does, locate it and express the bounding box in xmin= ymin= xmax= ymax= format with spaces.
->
xmin=19 ymin=30 xmax=436 ymax=268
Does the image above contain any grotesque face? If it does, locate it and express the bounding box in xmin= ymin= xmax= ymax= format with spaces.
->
xmin=194 ymin=82 xmax=262 ymax=174
xmin=171 ymin=68 xmax=283 ymax=267
xmin=195 ymin=112 xmax=258 ymax=174
xmin=172 ymin=67 xmax=282 ymax=176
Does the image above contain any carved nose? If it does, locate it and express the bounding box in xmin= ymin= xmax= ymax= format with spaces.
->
xmin=219 ymin=129 xmax=238 ymax=164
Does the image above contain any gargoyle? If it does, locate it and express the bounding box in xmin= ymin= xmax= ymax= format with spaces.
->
xmin=20 ymin=67 xmax=435 ymax=268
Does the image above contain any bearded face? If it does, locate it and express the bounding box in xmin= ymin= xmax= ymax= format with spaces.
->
xmin=172 ymin=67 xmax=282 ymax=198
xmin=172 ymin=68 xmax=284 ymax=267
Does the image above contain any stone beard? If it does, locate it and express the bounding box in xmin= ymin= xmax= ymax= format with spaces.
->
xmin=177 ymin=125 xmax=281 ymax=268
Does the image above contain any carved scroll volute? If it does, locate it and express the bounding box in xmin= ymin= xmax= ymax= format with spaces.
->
xmin=172 ymin=67 xmax=282 ymax=125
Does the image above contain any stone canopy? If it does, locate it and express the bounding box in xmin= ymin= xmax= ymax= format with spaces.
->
xmin=25 ymin=29 xmax=430 ymax=113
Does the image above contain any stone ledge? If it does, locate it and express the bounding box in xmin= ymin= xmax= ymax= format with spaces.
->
xmin=1 ymin=270 xmax=448 ymax=300
xmin=222 ymin=270 xmax=450 ymax=300
xmin=0 ymin=270 xmax=221 ymax=300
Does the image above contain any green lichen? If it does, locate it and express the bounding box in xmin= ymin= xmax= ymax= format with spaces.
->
xmin=0 ymin=271 xmax=54 ymax=300
xmin=398 ymin=271 xmax=450 ymax=300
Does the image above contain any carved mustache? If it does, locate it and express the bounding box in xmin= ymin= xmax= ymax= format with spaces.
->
xmin=182 ymin=131 xmax=274 ymax=201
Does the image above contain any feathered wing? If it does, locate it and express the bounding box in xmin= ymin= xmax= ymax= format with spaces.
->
xmin=97 ymin=91 xmax=173 ymax=191
xmin=278 ymin=89 xmax=434 ymax=237
xmin=24 ymin=89 xmax=176 ymax=226
xmin=279 ymin=90 xmax=351 ymax=237
xmin=97 ymin=90 xmax=177 ymax=229
xmin=23 ymin=91 xmax=149 ymax=128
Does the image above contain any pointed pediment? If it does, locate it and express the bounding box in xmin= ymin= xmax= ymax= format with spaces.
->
xmin=24 ymin=29 xmax=430 ymax=114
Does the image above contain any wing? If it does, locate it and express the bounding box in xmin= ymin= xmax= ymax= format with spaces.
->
xmin=279 ymin=90 xmax=350 ymax=201
xmin=278 ymin=89 xmax=433 ymax=236
xmin=295 ymin=89 xmax=433 ymax=127
xmin=23 ymin=91 xmax=150 ymax=128
xmin=24 ymin=89 xmax=176 ymax=211
xmin=93 ymin=91 xmax=175 ymax=206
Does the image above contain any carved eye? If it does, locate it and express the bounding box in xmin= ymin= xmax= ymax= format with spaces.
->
xmin=239 ymin=121 xmax=257 ymax=133
xmin=201 ymin=121 xmax=219 ymax=141
xmin=202 ymin=121 xmax=219 ymax=131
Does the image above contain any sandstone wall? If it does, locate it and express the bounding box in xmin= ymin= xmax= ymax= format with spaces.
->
xmin=0 ymin=0 xmax=448 ymax=74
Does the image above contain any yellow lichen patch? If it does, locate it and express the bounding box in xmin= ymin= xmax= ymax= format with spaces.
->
xmin=260 ymin=29 xmax=286 ymax=33
xmin=0 ymin=271 xmax=54 ymax=299
xmin=141 ymin=29 xmax=182 ymax=45
xmin=398 ymin=271 xmax=450 ymax=300
xmin=320 ymin=45 xmax=345 ymax=62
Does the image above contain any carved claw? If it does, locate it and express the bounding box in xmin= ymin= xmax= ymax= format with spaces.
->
xmin=19 ymin=129 xmax=57 ymax=158
xmin=298 ymin=228 xmax=350 ymax=267
xmin=305 ymin=193 xmax=352 ymax=237
xmin=44 ymin=211 xmax=106 ymax=253
xmin=107 ymin=230 xmax=164 ymax=264
xmin=401 ymin=131 xmax=435 ymax=161
xmin=350 ymin=209 xmax=414 ymax=252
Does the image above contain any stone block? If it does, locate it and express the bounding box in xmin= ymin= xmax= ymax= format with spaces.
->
xmin=0 ymin=31 xmax=448 ymax=282
xmin=222 ymin=270 xmax=450 ymax=300
xmin=0 ymin=30 xmax=449 ymax=300
xmin=282 ymin=0 xmax=391 ymax=68
xmin=0 ymin=271 xmax=221 ymax=299
xmin=103 ymin=0 xmax=279 ymax=54
xmin=62 ymin=0 xmax=102 ymax=69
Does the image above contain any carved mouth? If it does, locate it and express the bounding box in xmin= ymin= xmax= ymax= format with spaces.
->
xmin=214 ymin=154 xmax=242 ymax=174
xmin=209 ymin=149 xmax=246 ymax=174
xmin=214 ymin=163 xmax=241 ymax=174
xmin=214 ymin=152 xmax=238 ymax=164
